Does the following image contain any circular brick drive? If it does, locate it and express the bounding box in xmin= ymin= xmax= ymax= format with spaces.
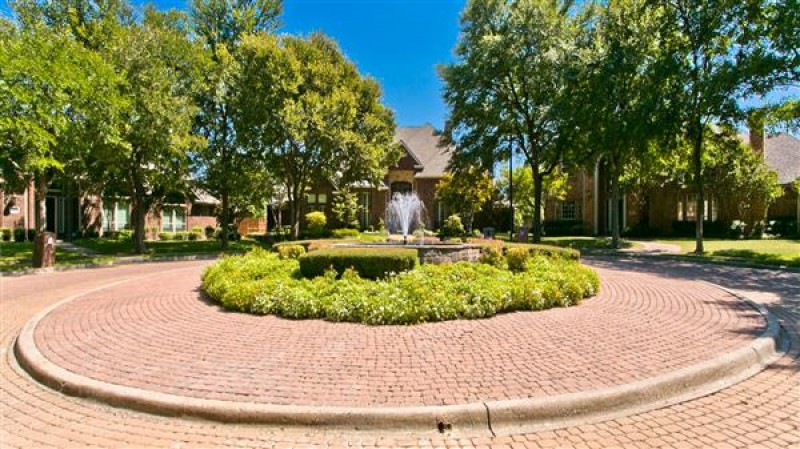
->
xmin=21 ymin=263 xmax=769 ymax=413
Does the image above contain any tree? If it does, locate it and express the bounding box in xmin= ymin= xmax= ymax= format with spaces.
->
xmin=99 ymin=13 xmax=201 ymax=253
xmin=191 ymin=0 xmax=281 ymax=249
xmin=233 ymin=33 xmax=399 ymax=239
xmin=0 ymin=23 xmax=122 ymax=236
xmin=657 ymin=0 xmax=768 ymax=253
xmin=497 ymin=165 xmax=569 ymax=231
xmin=441 ymin=0 xmax=588 ymax=242
xmin=578 ymin=0 xmax=675 ymax=248
xmin=331 ymin=187 xmax=361 ymax=229
xmin=436 ymin=167 xmax=494 ymax=233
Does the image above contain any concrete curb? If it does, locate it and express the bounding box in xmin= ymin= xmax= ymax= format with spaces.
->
xmin=1 ymin=253 xmax=225 ymax=278
xmin=13 ymin=279 xmax=789 ymax=434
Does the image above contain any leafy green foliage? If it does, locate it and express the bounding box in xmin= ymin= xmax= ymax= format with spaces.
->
xmin=436 ymin=168 xmax=494 ymax=232
xmin=578 ymin=0 xmax=676 ymax=248
xmin=441 ymin=0 xmax=588 ymax=242
xmin=202 ymin=249 xmax=600 ymax=325
xmin=190 ymin=0 xmax=281 ymax=250
xmin=505 ymin=247 xmax=530 ymax=272
xmin=478 ymin=246 xmax=504 ymax=268
xmin=439 ymin=214 xmax=466 ymax=240
xmin=298 ymin=247 xmax=417 ymax=280
xmin=277 ymin=244 xmax=305 ymax=260
xmin=304 ymin=211 xmax=327 ymax=237
xmin=232 ymin=32 xmax=400 ymax=239
xmin=0 ymin=23 xmax=122 ymax=231
xmin=331 ymin=228 xmax=360 ymax=239
xmin=497 ymin=166 xmax=570 ymax=229
xmin=331 ymin=187 xmax=361 ymax=229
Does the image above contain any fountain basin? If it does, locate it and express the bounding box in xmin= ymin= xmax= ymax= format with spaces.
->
xmin=335 ymin=242 xmax=483 ymax=265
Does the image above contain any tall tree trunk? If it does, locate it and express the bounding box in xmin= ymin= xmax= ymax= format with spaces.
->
xmin=610 ymin=165 xmax=621 ymax=250
xmin=532 ymin=169 xmax=543 ymax=244
xmin=290 ymin=198 xmax=300 ymax=240
xmin=131 ymin=189 xmax=147 ymax=254
xmin=220 ymin=188 xmax=230 ymax=250
xmin=35 ymin=174 xmax=48 ymax=236
xmin=693 ymin=126 xmax=705 ymax=254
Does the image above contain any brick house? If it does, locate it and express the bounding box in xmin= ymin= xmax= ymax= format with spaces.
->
xmin=1 ymin=180 xmax=219 ymax=240
xmin=543 ymin=131 xmax=800 ymax=236
xmin=289 ymin=124 xmax=453 ymax=231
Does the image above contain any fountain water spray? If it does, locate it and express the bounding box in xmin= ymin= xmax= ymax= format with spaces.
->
xmin=386 ymin=192 xmax=425 ymax=244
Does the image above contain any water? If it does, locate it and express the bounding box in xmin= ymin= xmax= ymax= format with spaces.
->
xmin=386 ymin=192 xmax=425 ymax=244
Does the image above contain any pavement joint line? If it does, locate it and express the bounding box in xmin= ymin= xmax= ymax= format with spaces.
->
xmin=11 ymin=272 xmax=790 ymax=435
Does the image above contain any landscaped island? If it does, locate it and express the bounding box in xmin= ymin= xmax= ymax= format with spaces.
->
xmin=202 ymin=244 xmax=599 ymax=325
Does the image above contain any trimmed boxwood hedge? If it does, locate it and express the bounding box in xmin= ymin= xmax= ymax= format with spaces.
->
xmin=202 ymin=248 xmax=600 ymax=325
xmin=298 ymin=247 xmax=417 ymax=279
xmin=504 ymin=243 xmax=580 ymax=260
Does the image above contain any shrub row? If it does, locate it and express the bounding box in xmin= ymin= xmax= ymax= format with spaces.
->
xmin=0 ymin=228 xmax=36 ymax=242
xmin=298 ymin=247 xmax=418 ymax=280
xmin=202 ymin=249 xmax=599 ymax=325
xmin=501 ymin=243 xmax=580 ymax=261
xmin=159 ymin=231 xmax=202 ymax=241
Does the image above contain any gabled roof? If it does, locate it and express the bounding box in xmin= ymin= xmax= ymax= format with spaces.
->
xmin=743 ymin=132 xmax=800 ymax=185
xmin=765 ymin=133 xmax=800 ymax=185
xmin=393 ymin=124 xmax=453 ymax=179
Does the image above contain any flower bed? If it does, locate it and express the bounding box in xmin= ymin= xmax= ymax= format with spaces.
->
xmin=202 ymin=248 xmax=599 ymax=325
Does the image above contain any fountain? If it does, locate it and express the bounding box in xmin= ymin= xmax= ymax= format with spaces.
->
xmin=385 ymin=192 xmax=425 ymax=244
xmin=334 ymin=191 xmax=482 ymax=264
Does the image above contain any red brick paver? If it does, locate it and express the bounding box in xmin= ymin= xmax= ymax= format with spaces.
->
xmin=1 ymin=258 xmax=798 ymax=448
xmin=31 ymin=265 xmax=763 ymax=407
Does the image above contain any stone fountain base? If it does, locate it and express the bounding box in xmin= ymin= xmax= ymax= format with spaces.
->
xmin=336 ymin=242 xmax=482 ymax=265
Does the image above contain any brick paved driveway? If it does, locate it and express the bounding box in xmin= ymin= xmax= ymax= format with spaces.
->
xmin=1 ymin=258 xmax=798 ymax=448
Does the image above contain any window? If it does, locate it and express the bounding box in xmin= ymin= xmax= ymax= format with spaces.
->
xmin=358 ymin=192 xmax=371 ymax=229
xmin=305 ymin=193 xmax=327 ymax=213
xmin=162 ymin=206 xmax=187 ymax=232
xmin=115 ymin=201 xmax=129 ymax=229
xmin=558 ymin=201 xmax=579 ymax=221
xmin=102 ymin=199 xmax=130 ymax=232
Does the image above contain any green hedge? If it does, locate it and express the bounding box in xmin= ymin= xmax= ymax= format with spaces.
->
xmin=202 ymin=248 xmax=600 ymax=325
xmin=332 ymin=228 xmax=360 ymax=239
xmin=298 ymin=247 xmax=417 ymax=279
xmin=504 ymin=243 xmax=580 ymax=260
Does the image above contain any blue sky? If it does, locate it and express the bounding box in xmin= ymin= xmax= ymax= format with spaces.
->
xmin=278 ymin=0 xmax=464 ymax=128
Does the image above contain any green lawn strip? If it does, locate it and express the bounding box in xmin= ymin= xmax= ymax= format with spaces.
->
xmin=0 ymin=242 xmax=112 ymax=272
xmin=496 ymin=234 xmax=640 ymax=252
xmin=72 ymin=238 xmax=268 ymax=256
xmin=651 ymin=238 xmax=800 ymax=267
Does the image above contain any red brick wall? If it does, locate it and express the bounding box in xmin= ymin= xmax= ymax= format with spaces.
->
xmin=414 ymin=178 xmax=440 ymax=228
xmin=769 ymin=187 xmax=798 ymax=219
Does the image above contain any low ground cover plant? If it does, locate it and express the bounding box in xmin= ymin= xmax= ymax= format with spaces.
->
xmin=203 ymin=248 xmax=599 ymax=325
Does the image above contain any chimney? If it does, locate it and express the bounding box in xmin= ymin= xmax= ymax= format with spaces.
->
xmin=747 ymin=112 xmax=765 ymax=157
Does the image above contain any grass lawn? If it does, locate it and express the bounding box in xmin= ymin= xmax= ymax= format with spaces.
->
xmin=653 ymin=238 xmax=800 ymax=267
xmin=0 ymin=242 xmax=111 ymax=272
xmin=495 ymin=233 xmax=639 ymax=251
xmin=72 ymin=238 xmax=268 ymax=256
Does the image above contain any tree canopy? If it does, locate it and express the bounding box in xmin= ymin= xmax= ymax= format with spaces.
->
xmin=441 ymin=0 xmax=589 ymax=242
xmin=233 ymin=32 xmax=399 ymax=238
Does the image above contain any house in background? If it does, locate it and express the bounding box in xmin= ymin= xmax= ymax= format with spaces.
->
xmin=544 ymin=129 xmax=800 ymax=236
xmin=278 ymin=124 xmax=453 ymax=232
xmin=1 ymin=180 xmax=220 ymax=240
